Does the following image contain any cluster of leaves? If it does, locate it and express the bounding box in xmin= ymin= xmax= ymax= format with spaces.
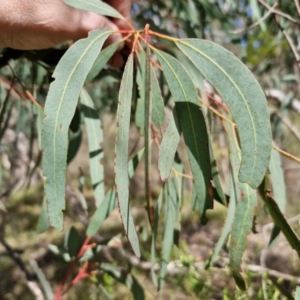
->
xmin=34 ymin=0 xmax=300 ymax=296
xmin=1 ymin=0 xmax=300 ymax=299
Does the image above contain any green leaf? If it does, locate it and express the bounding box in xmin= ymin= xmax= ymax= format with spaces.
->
xmin=80 ymin=89 xmax=104 ymax=206
xmin=151 ymin=65 xmax=165 ymax=127
xmin=64 ymin=0 xmax=125 ymax=20
xmin=86 ymin=189 xmax=117 ymax=236
xmin=144 ymin=44 xmax=153 ymax=226
xmin=176 ymin=39 xmax=272 ymax=188
xmin=296 ymin=286 xmax=300 ymax=300
xmin=230 ymin=185 xmax=256 ymax=290
xmin=87 ymin=148 xmax=144 ymax=237
xmin=86 ymin=40 xmax=123 ymax=83
xmin=155 ymin=49 xmax=213 ymax=222
xmin=174 ymin=48 xmax=208 ymax=105
xmin=260 ymin=181 xmax=300 ymax=258
xmin=151 ymin=189 xmax=163 ymax=287
xmin=158 ymin=110 xmax=180 ymax=181
xmin=114 ymin=53 xmax=140 ymax=257
xmin=172 ymin=153 xmax=184 ymax=232
xmin=224 ymin=120 xmax=257 ymax=290
xmin=30 ymin=260 xmax=53 ymax=300
xmin=176 ymin=102 xmax=213 ymax=224
xmin=37 ymin=196 xmax=50 ymax=234
xmin=78 ymin=176 xmax=88 ymax=212
xmin=269 ymin=146 xmax=286 ymax=212
xmin=64 ymin=226 xmax=82 ymax=258
xmin=268 ymin=145 xmax=286 ymax=246
xmin=159 ymin=179 xmax=177 ymax=290
xmin=208 ymin=173 xmax=236 ymax=266
xmin=42 ymin=29 xmax=112 ymax=230
xmin=100 ymin=263 xmax=145 ymax=300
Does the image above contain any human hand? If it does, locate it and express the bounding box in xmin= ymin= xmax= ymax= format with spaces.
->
xmin=0 ymin=0 xmax=131 ymax=67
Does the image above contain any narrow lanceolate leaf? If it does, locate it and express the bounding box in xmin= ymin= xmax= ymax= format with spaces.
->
xmin=64 ymin=0 xmax=125 ymax=20
xmin=87 ymin=148 xmax=145 ymax=237
xmin=86 ymin=40 xmax=123 ymax=83
xmin=151 ymin=188 xmax=163 ymax=287
xmin=268 ymin=145 xmax=286 ymax=246
xmin=159 ymin=179 xmax=177 ymax=290
xmin=176 ymin=102 xmax=213 ymax=224
xmin=230 ymin=185 xmax=256 ymax=290
xmin=114 ymin=54 xmax=140 ymax=257
xmin=144 ymin=45 xmax=154 ymax=226
xmin=155 ymin=49 xmax=213 ymax=221
xmin=87 ymin=189 xmax=116 ymax=236
xmin=42 ymin=29 xmax=112 ymax=230
xmin=208 ymin=173 xmax=236 ymax=266
xmin=224 ymin=120 xmax=257 ymax=290
xmin=158 ymin=110 xmax=180 ymax=181
xmin=172 ymin=156 xmax=184 ymax=247
xmin=80 ymin=89 xmax=104 ymax=206
xmin=260 ymin=181 xmax=300 ymax=258
xmin=151 ymin=66 xmax=165 ymax=127
xmin=176 ymin=39 xmax=272 ymax=188
xmin=269 ymin=146 xmax=286 ymax=212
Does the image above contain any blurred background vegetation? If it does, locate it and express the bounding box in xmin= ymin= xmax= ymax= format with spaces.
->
xmin=0 ymin=0 xmax=300 ymax=299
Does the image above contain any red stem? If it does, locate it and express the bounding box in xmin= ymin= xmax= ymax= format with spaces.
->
xmin=54 ymin=236 xmax=91 ymax=300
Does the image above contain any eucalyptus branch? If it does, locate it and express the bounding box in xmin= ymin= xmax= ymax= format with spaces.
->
xmin=230 ymin=2 xmax=277 ymax=34
xmin=125 ymin=253 xmax=300 ymax=285
xmin=258 ymin=0 xmax=300 ymax=25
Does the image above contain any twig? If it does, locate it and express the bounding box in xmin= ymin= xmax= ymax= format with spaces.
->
xmin=246 ymin=264 xmax=300 ymax=284
xmin=258 ymin=0 xmax=300 ymax=25
xmin=294 ymin=0 xmax=300 ymax=18
xmin=259 ymin=0 xmax=300 ymax=68
xmin=54 ymin=236 xmax=92 ymax=300
xmin=276 ymin=112 xmax=300 ymax=142
xmin=125 ymin=253 xmax=300 ymax=284
xmin=272 ymin=145 xmax=300 ymax=163
xmin=265 ymin=88 xmax=300 ymax=114
xmin=0 ymin=212 xmax=44 ymax=299
xmin=281 ymin=29 xmax=300 ymax=66
xmin=230 ymin=3 xmax=277 ymax=34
